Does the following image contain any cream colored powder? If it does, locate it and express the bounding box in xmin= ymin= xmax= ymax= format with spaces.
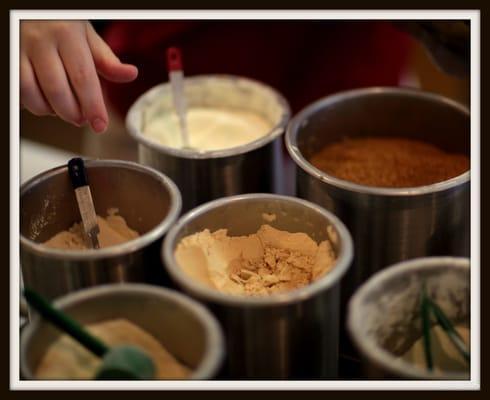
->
xmin=43 ymin=208 xmax=139 ymax=250
xmin=174 ymin=224 xmax=336 ymax=296
xmin=35 ymin=319 xmax=191 ymax=379
xmin=398 ymin=324 xmax=469 ymax=373
xmin=143 ymin=107 xmax=272 ymax=151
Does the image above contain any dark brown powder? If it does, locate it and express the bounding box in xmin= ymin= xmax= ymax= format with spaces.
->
xmin=309 ymin=137 xmax=469 ymax=188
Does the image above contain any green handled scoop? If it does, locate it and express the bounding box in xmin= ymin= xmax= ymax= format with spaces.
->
xmin=23 ymin=288 xmax=155 ymax=380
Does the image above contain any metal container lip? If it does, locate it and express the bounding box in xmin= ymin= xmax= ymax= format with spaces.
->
xmin=20 ymin=159 xmax=182 ymax=260
xmin=285 ymin=86 xmax=470 ymax=197
xmin=347 ymin=256 xmax=470 ymax=379
xmin=20 ymin=283 xmax=225 ymax=379
xmin=163 ymin=193 xmax=353 ymax=308
xmin=126 ymin=74 xmax=291 ymax=160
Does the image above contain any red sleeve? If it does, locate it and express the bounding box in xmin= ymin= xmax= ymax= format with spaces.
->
xmin=101 ymin=21 xmax=412 ymax=117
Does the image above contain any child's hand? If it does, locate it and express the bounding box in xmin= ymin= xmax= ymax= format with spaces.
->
xmin=20 ymin=21 xmax=138 ymax=133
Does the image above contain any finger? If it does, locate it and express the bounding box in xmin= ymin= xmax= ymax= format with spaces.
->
xmin=30 ymin=45 xmax=84 ymax=126
xmin=20 ymin=52 xmax=55 ymax=116
xmin=86 ymin=24 xmax=138 ymax=83
xmin=58 ymin=36 xmax=108 ymax=133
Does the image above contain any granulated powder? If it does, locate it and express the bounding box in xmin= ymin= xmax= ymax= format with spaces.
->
xmin=309 ymin=137 xmax=469 ymax=188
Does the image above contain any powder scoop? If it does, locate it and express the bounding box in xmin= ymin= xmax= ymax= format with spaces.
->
xmin=23 ymin=288 xmax=156 ymax=379
xmin=166 ymin=47 xmax=191 ymax=149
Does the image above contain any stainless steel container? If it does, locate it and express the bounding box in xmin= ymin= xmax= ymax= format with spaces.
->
xmin=163 ymin=194 xmax=353 ymax=378
xmin=286 ymin=87 xmax=470 ymax=303
xmin=347 ymin=257 xmax=470 ymax=379
xmin=126 ymin=75 xmax=290 ymax=212
xmin=20 ymin=160 xmax=181 ymax=300
xmin=20 ymin=283 xmax=225 ymax=379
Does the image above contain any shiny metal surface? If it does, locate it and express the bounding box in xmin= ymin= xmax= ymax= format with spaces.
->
xmin=347 ymin=257 xmax=470 ymax=379
xmin=163 ymin=194 xmax=353 ymax=378
xmin=20 ymin=284 xmax=224 ymax=379
xmin=286 ymin=87 xmax=470 ymax=304
xmin=126 ymin=75 xmax=291 ymax=212
xmin=20 ymin=160 xmax=182 ymax=300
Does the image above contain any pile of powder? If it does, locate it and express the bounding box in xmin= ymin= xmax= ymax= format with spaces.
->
xmin=43 ymin=208 xmax=139 ymax=250
xmin=174 ymin=224 xmax=336 ymax=296
xmin=309 ymin=137 xmax=469 ymax=188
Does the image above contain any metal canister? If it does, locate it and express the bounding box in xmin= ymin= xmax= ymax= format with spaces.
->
xmin=20 ymin=160 xmax=181 ymax=300
xmin=347 ymin=257 xmax=470 ymax=379
xmin=285 ymin=87 xmax=470 ymax=303
xmin=126 ymin=75 xmax=291 ymax=212
xmin=20 ymin=283 xmax=224 ymax=379
xmin=163 ymin=194 xmax=353 ymax=378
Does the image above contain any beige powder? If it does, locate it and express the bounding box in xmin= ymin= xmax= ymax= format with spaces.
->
xmin=43 ymin=208 xmax=139 ymax=250
xmin=35 ymin=318 xmax=191 ymax=379
xmin=175 ymin=224 xmax=336 ymax=296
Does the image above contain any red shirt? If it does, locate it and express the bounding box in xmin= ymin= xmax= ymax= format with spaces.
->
xmin=102 ymin=20 xmax=412 ymax=116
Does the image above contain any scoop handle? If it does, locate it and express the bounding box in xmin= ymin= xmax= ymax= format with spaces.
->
xmin=24 ymin=288 xmax=109 ymax=358
xmin=166 ymin=47 xmax=183 ymax=71
xmin=68 ymin=157 xmax=89 ymax=189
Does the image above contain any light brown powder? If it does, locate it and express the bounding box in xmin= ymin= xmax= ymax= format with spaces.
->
xmin=175 ymin=224 xmax=336 ymax=296
xmin=228 ymin=245 xmax=315 ymax=295
xmin=43 ymin=208 xmax=139 ymax=250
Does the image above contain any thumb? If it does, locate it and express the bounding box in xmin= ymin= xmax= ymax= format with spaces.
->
xmin=86 ymin=23 xmax=138 ymax=83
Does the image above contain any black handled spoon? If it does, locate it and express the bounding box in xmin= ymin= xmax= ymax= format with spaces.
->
xmin=68 ymin=158 xmax=100 ymax=249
